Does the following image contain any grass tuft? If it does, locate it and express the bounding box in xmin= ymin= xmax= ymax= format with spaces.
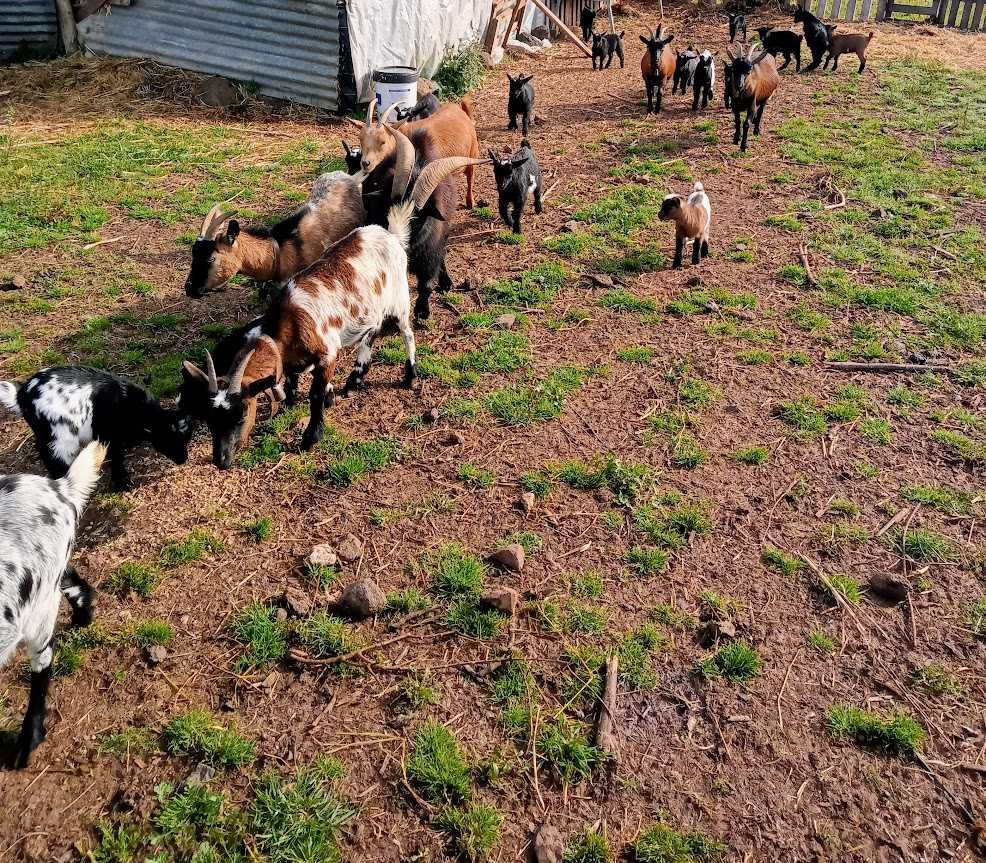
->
xmin=825 ymin=705 xmax=925 ymax=755
xmin=436 ymin=804 xmax=502 ymax=861
xmin=632 ymin=822 xmax=726 ymax=863
xmin=696 ymin=641 xmax=761 ymax=683
xmin=563 ymin=828 xmax=613 ymax=863
xmin=407 ymin=723 xmax=471 ymax=804
xmin=229 ymin=603 xmax=288 ymax=671
xmin=162 ymin=709 xmax=256 ymax=769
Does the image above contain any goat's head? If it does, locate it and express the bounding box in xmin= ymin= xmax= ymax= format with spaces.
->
xmin=825 ymin=23 xmax=837 ymax=39
xmin=182 ymin=347 xmax=280 ymax=469
xmin=640 ymin=25 xmax=674 ymax=60
xmin=506 ymin=73 xmax=534 ymax=95
xmin=341 ymin=139 xmax=363 ymax=175
xmin=756 ymin=25 xmax=771 ymax=39
xmin=185 ymin=204 xmax=243 ymax=298
xmin=358 ymin=100 xmax=405 ymax=176
xmin=793 ymin=6 xmax=808 ymax=22
xmin=658 ymin=194 xmax=684 ymax=221
xmin=592 ymin=32 xmax=605 ymax=50
xmin=675 ymin=46 xmax=697 ymax=71
xmin=725 ymin=46 xmax=767 ymax=93
xmin=151 ymin=409 xmax=193 ymax=465
xmin=487 ymin=148 xmax=531 ymax=191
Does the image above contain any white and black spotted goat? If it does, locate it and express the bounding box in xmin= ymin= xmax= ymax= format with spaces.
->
xmin=488 ymin=139 xmax=544 ymax=235
xmin=0 ymin=442 xmax=105 ymax=768
xmin=0 ymin=367 xmax=191 ymax=490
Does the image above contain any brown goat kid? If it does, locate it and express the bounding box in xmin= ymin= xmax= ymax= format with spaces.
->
xmin=356 ymin=98 xmax=480 ymax=208
xmin=824 ymin=30 xmax=873 ymax=73
xmin=640 ymin=25 xmax=676 ymax=113
xmin=659 ymin=182 xmax=712 ymax=268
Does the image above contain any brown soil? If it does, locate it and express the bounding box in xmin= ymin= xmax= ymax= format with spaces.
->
xmin=1 ymin=5 xmax=984 ymax=862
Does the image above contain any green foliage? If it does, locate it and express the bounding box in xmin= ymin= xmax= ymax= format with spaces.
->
xmin=564 ymin=828 xmax=613 ymax=863
xmin=734 ymin=445 xmax=768 ymax=465
xmin=132 ymin=620 xmax=174 ymax=648
xmin=761 ymin=547 xmax=803 ymax=578
xmin=632 ymin=822 xmax=726 ymax=863
xmin=564 ymin=602 xmax=608 ymax=635
xmin=932 ymin=428 xmax=986 ymax=462
xmin=489 ymin=659 xmax=536 ymax=704
xmin=696 ymin=641 xmax=761 ymax=683
xmin=483 ymin=262 xmax=568 ymax=309
xmin=699 ymin=591 xmax=737 ymax=622
xmin=887 ymin=527 xmax=957 ymax=562
xmin=827 ymin=573 xmax=862 ymax=605
xmin=386 ymin=587 xmax=433 ymax=615
xmin=774 ymin=396 xmax=829 ymax=437
xmin=625 ymin=546 xmax=669 ymax=576
xmin=486 ymin=364 xmax=595 ymax=425
xmin=159 ymin=528 xmax=223 ymax=568
xmin=53 ymin=624 xmax=109 ymax=676
xmin=677 ymin=378 xmax=719 ymax=408
xmin=669 ymin=434 xmax=707 ymax=469
xmin=319 ymin=430 xmax=402 ymax=486
xmin=910 ymin=664 xmax=962 ymax=696
xmin=825 ymin=706 xmax=925 ymax=755
xmin=901 ymin=484 xmax=975 ymax=516
xmin=521 ymin=470 xmax=554 ymax=498
xmin=538 ymin=718 xmax=603 ymax=787
xmin=433 ymin=43 xmax=485 ymax=98
xmin=808 ymin=630 xmax=837 ymax=653
xmin=570 ymin=571 xmax=603 ymax=599
xmin=598 ymin=288 xmax=658 ymax=314
xmin=429 ymin=544 xmax=486 ymax=599
xmin=407 ymin=723 xmax=471 ymax=804
xmin=651 ymin=603 xmax=696 ymax=631
xmin=106 ymin=561 xmax=159 ymax=598
xmin=502 ymin=530 xmax=543 ymax=554
xmin=241 ymin=516 xmax=275 ymax=544
xmin=295 ymin=613 xmax=358 ymax=660
xmin=557 ymin=454 xmax=650 ymax=505
xmin=458 ymin=463 xmax=495 ymax=488
xmin=737 ymin=349 xmax=772 ymax=366
xmin=445 ymin=600 xmax=507 ymax=639
xmin=859 ymin=417 xmax=893 ymax=444
xmin=964 ymin=598 xmax=986 ymax=637
xmin=617 ymin=345 xmax=654 ymax=364
xmin=98 ymin=727 xmax=157 ymax=758
xmin=633 ymin=495 xmax=713 ymax=550
xmin=162 ymin=709 xmax=256 ymax=768
xmin=436 ymin=804 xmax=502 ymax=861
xmin=228 ymin=603 xmax=288 ymax=671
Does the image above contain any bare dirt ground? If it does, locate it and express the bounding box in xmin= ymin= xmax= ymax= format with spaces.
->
xmin=1 ymin=4 xmax=984 ymax=862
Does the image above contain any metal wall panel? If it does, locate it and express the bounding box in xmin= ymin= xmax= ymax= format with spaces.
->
xmin=0 ymin=0 xmax=58 ymax=60
xmin=78 ymin=0 xmax=339 ymax=110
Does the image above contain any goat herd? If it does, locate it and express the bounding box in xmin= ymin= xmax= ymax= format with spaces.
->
xmin=0 ymin=6 xmax=875 ymax=771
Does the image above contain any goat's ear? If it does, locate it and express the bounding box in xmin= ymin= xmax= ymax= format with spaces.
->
xmin=506 ymin=73 xmax=514 ymax=84
xmin=244 ymin=375 xmax=277 ymax=398
xmin=640 ymin=34 xmax=650 ymax=44
xmin=519 ymin=74 xmax=533 ymax=84
xmin=487 ymin=148 xmax=498 ymax=162
xmin=343 ymin=117 xmax=363 ymax=129
xmin=752 ymin=50 xmax=769 ymax=65
xmin=510 ymin=152 xmax=531 ymax=167
xmin=663 ymin=32 xmax=674 ymax=44
xmin=619 ymin=31 xmax=625 ymax=38
xmin=342 ymin=139 xmax=352 ymax=155
xmin=223 ymin=220 xmax=240 ymax=246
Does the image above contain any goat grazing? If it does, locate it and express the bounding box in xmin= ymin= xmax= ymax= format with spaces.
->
xmin=692 ymin=50 xmax=716 ymax=110
xmin=640 ymin=25 xmax=676 ymax=114
xmin=794 ymin=6 xmax=831 ymax=71
xmin=342 ymin=140 xmax=363 ymax=175
xmin=1 ymin=368 xmax=191 ymax=490
xmin=184 ymin=172 xmax=365 ymax=298
xmin=756 ymin=26 xmax=803 ymax=71
xmin=580 ymin=5 xmax=598 ymax=42
xmin=394 ymin=90 xmax=441 ymax=122
xmin=507 ymin=73 xmax=535 ymax=136
xmin=183 ymin=147 xmax=485 ymax=467
xmin=659 ymin=182 xmax=712 ymax=268
xmin=0 ymin=442 xmax=105 ymax=768
xmin=489 ymin=139 xmax=543 ymax=235
xmin=727 ymin=46 xmax=780 ymax=151
xmin=728 ymin=12 xmax=747 ymax=42
xmin=673 ymin=47 xmax=699 ymax=95
xmin=824 ymin=30 xmax=873 ymax=73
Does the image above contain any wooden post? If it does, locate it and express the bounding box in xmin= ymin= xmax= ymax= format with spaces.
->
xmin=607 ymin=0 xmax=616 ymax=30
xmin=528 ymin=0 xmax=593 ymax=56
xmin=502 ymin=0 xmax=526 ymax=50
xmin=54 ymin=0 xmax=79 ymax=54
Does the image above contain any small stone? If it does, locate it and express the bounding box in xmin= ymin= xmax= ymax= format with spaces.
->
xmin=687 ymin=274 xmax=703 ymax=287
xmin=444 ymin=431 xmax=465 ymax=447
xmin=561 ymin=220 xmax=580 ymax=233
xmin=480 ymin=587 xmax=519 ymax=615
xmin=262 ymin=670 xmax=281 ymax=691
xmin=308 ymin=544 xmax=338 ymax=568
xmin=533 ymin=822 xmax=563 ymax=863
xmin=337 ymin=533 xmax=363 ymax=564
xmin=339 ymin=578 xmax=386 ymax=619
xmin=869 ymin=573 xmax=911 ymax=604
xmin=0 ymin=275 xmax=26 ymax=292
xmin=144 ymin=645 xmax=168 ymax=666
xmin=520 ymin=492 xmax=536 ymax=513
xmin=587 ymin=273 xmax=615 ymax=288
xmin=695 ymin=619 xmax=736 ymax=647
xmin=275 ymin=607 xmax=289 ymax=623
xmin=423 ymin=407 xmax=440 ymax=424
xmin=283 ymin=586 xmax=313 ymax=618
xmin=490 ymin=543 xmax=525 ymax=572
xmin=197 ymin=75 xmax=241 ymax=108
xmin=186 ymin=761 xmax=216 ymax=786
xmin=494 ymin=313 xmax=517 ymax=330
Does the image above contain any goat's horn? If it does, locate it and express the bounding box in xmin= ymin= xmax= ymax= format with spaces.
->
xmin=410 ymin=157 xmax=491 ymax=211
xmin=365 ymin=98 xmax=377 ymax=127
xmin=204 ymin=350 xmax=219 ymax=395
xmin=385 ymin=124 xmax=417 ymax=202
xmin=258 ymin=335 xmax=283 ymax=386
xmin=725 ymin=47 xmax=735 ymax=61
xmin=182 ymin=360 xmax=211 ymax=389
xmin=227 ymin=348 xmax=255 ymax=397
xmin=380 ymin=101 xmax=401 ymax=125
xmin=200 ymin=203 xmax=224 ymax=239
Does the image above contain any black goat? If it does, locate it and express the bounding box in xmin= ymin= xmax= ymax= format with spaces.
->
xmin=0 ymin=368 xmax=191 ymax=490
xmin=341 ymin=140 xmax=362 ymax=175
xmin=728 ymin=12 xmax=747 ymax=42
xmin=794 ymin=6 xmax=831 ymax=71
xmin=580 ymin=5 xmax=598 ymax=42
xmin=692 ymin=51 xmax=716 ymax=110
xmin=723 ymin=61 xmax=733 ymax=108
xmin=394 ymin=91 xmax=440 ymax=122
xmin=756 ymin=26 xmax=803 ymax=71
xmin=673 ymin=48 xmax=699 ymax=94
xmin=592 ymin=32 xmax=625 ymax=70
xmin=489 ymin=139 xmax=543 ymax=235
xmin=507 ymin=73 xmax=535 ymax=136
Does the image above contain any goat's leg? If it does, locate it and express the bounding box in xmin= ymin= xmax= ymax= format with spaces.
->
xmin=692 ymin=85 xmax=700 ymax=111
xmin=672 ymin=236 xmax=685 ymax=269
xmin=691 ymin=236 xmax=702 ymax=265
xmin=605 ymin=51 xmax=613 ymax=69
xmin=464 ymin=166 xmax=475 ymax=209
xmin=618 ymin=46 xmax=624 ymax=68
xmin=301 ymin=358 xmax=335 ymax=450
xmin=397 ymin=314 xmax=417 ymax=388
xmin=508 ymin=112 xmax=517 ymax=131
xmin=34 ymin=437 xmax=70 ymax=480
xmin=15 ymin=624 xmax=55 ymax=769
xmin=741 ymin=107 xmax=752 ymax=151
xmin=753 ymin=101 xmax=767 ymax=135
xmin=534 ymin=185 xmax=543 ymax=215
xmin=832 ymin=52 xmax=840 ymax=70
xmin=522 ymin=111 xmax=530 ymax=136
xmin=858 ymin=54 xmax=865 ymax=73
xmin=732 ymin=106 xmax=742 ymax=145
xmin=512 ymin=201 xmax=523 ymax=235
xmin=779 ymin=53 xmax=791 ymax=70
xmin=645 ymin=80 xmax=653 ymax=113
xmin=498 ymin=197 xmax=512 ymax=231
xmin=342 ymin=330 xmax=377 ymax=394
xmin=655 ymin=83 xmax=663 ymax=113
xmin=795 ymin=47 xmax=802 ymax=72
xmin=108 ymin=441 xmax=131 ymax=491
xmin=283 ymin=370 xmax=301 ymax=406
xmin=412 ymin=250 xmax=443 ymax=321
xmin=701 ymin=238 xmax=710 ymax=258
xmin=60 ymin=565 xmax=93 ymax=628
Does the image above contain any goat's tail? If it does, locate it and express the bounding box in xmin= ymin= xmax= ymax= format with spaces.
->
xmin=60 ymin=441 xmax=107 ymax=512
xmin=460 ymin=94 xmax=475 ymax=119
xmin=386 ymin=200 xmax=416 ymax=251
xmin=0 ymin=381 xmax=20 ymax=416
xmin=866 ymin=30 xmax=875 ymax=42
xmin=693 ymin=181 xmax=705 ymax=194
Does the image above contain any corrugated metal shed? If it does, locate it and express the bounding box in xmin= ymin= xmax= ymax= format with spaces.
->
xmin=0 ymin=0 xmax=58 ymax=61
xmin=77 ymin=0 xmax=340 ymax=110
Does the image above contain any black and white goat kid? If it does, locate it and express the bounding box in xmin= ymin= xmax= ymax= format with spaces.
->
xmin=1 ymin=368 xmax=191 ymax=490
xmin=489 ymin=139 xmax=543 ymax=235
xmin=692 ymin=50 xmax=717 ymax=110
xmin=342 ymin=140 xmax=363 ymax=175
xmin=0 ymin=442 xmax=105 ymax=768
xmin=673 ymin=47 xmax=699 ymax=95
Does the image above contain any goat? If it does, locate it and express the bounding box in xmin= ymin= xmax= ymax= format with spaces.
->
xmin=824 ymin=30 xmax=873 ymax=73
xmin=507 ymin=73 xmax=535 ymax=136
xmin=182 ymin=148 xmax=485 ymax=467
xmin=580 ymin=5 xmax=598 ymax=42
xmin=692 ymin=51 xmax=717 ymax=110
xmin=592 ymin=32 xmax=626 ymax=70
xmin=793 ymin=6 xmax=831 ymax=71
xmin=727 ymin=46 xmax=780 ymax=151
xmin=489 ymin=139 xmax=543 ymax=235
xmin=728 ymin=12 xmax=747 ymax=42
xmin=394 ymin=90 xmax=440 ymax=122
xmin=342 ymin=140 xmax=363 ymax=175
xmin=184 ymin=172 xmax=366 ymax=298
xmin=659 ymin=182 xmax=712 ymax=268
xmin=358 ymin=100 xmax=481 ymax=319
xmin=673 ymin=47 xmax=699 ymax=95
xmin=0 ymin=442 xmax=105 ymax=768
xmin=723 ymin=60 xmax=734 ymax=108
xmin=756 ymin=26 xmax=803 ymax=71
xmin=640 ymin=25 xmax=676 ymax=114
xmin=1 ymin=368 xmax=191 ymax=490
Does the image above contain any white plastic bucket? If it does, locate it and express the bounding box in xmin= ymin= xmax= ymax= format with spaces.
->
xmin=372 ymin=66 xmax=419 ymax=117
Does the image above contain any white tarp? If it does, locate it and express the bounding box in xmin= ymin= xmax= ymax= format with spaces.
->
xmin=347 ymin=0 xmax=492 ymax=101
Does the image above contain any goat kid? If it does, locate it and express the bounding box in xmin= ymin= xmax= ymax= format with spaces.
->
xmin=184 ymin=172 xmax=365 ymax=298
xmin=692 ymin=50 xmax=717 ymax=110
xmin=507 ymin=73 xmax=535 ymax=136
xmin=824 ymin=30 xmax=873 ymax=72
xmin=728 ymin=12 xmax=747 ymax=42
xmin=1 ymin=368 xmax=190 ymax=490
xmin=183 ymin=148 xmax=485 ymax=467
xmin=592 ymin=31 xmax=625 ymax=70
xmin=640 ymin=25 xmax=676 ymax=114
xmin=489 ymin=139 xmax=544 ymax=235
xmin=342 ymin=139 xmax=363 ymax=175
xmin=673 ymin=47 xmax=699 ymax=94
xmin=659 ymin=182 xmax=712 ymax=268
xmin=793 ymin=6 xmax=831 ymax=71
xmin=727 ymin=46 xmax=780 ymax=151
xmin=395 ymin=90 xmax=441 ymax=122
xmin=580 ymin=5 xmax=598 ymax=41
xmin=756 ymin=26 xmax=803 ymax=71
xmin=723 ymin=60 xmax=734 ymax=108
xmin=0 ymin=441 xmax=105 ymax=768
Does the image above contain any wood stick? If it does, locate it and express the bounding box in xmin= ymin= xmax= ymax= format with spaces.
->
xmin=82 ymin=236 xmax=125 ymax=251
xmin=824 ymin=362 xmax=951 ymax=375
xmin=797 ymin=243 xmax=817 ymax=287
xmin=54 ymin=0 xmax=79 ymax=53
xmin=527 ymin=0 xmax=594 ymax=57
xmin=288 ymin=631 xmax=415 ymax=666
xmin=595 ymin=654 xmax=619 ymax=758
xmin=542 ymin=179 xmax=562 ymax=201
xmin=448 ymin=229 xmax=497 ymax=245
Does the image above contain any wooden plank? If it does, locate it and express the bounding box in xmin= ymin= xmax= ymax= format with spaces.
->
xmin=846 ymin=0 xmax=858 ymax=19
xmin=890 ymin=2 xmax=935 ymax=12
xmin=528 ymin=0 xmax=594 ymax=55
xmin=947 ymin=0 xmax=961 ymax=25
xmin=861 ymin=0 xmax=873 ymax=20
xmin=876 ymin=0 xmax=889 ymax=19
xmin=959 ymin=0 xmax=974 ymax=25
xmin=977 ymin=0 xmax=986 ymax=27
xmin=832 ymin=0 xmax=843 ymax=19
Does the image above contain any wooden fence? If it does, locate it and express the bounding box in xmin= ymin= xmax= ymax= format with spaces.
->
xmin=800 ymin=0 xmax=986 ymax=28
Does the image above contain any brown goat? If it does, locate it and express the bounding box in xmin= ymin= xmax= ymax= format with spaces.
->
xmin=639 ymin=25 xmax=676 ymax=113
xmin=357 ymin=98 xmax=480 ymax=208
xmin=726 ymin=47 xmax=780 ymax=151
xmin=658 ymin=182 xmax=712 ymax=268
xmin=824 ymin=30 xmax=873 ymax=73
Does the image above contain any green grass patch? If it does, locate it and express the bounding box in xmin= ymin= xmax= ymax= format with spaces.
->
xmin=428 ymin=544 xmax=486 ymax=599
xmin=485 ymin=364 xmax=597 ymax=425
xmin=228 ymin=603 xmax=288 ymax=671
xmin=616 ymin=345 xmax=654 ymax=364
xmin=910 ymin=663 xmax=961 ymax=696
xmin=734 ymin=445 xmax=768 ymax=465
xmin=563 ymin=828 xmax=613 ymax=863
xmin=106 ymin=561 xmax=159 ymax=598
xmin=458 ymin=463 xmax=495 ymax=488
xmin=241 ymin=516 xmax=275 ymax=544
xmin=808 ymin=630 xmax=837 ymax=653
xmin=901 ymin=484 xmax=975 ymax=516
xmin=436 ymin=803 xmax=501 ymax=861
xmin=386 ymin=587 xmax=433 ymax=615
xmin=825 ymin=705 xmax=925 ymax=756
xmin=538 ymin=717 xmax=603 ymax=788
xmin=483 ymin=262 xmax=568 ymax=309
xmin=632 ymin=821 xmax=726 ymax=863
xmin=598 ymin=288 xmax=658 ymax=314
xmin=625 ymin=546 xmax=669 ymax=577
xmin=295 ymin=613 xmax=359 ymax=661
xmin=886 ymin=527 xmax=957 ymax=562
xmin=696 ymin=641 xmax=761 ymax=683
xmin=521 ymin=469 xmax=554 ymax=498
xmin=162 ymin=709 xmax=256 ymax=769
xmin=963 ymin=598 xmax=986 ymax=637
xmin=407 ymin=722 xmax=471 ymax=804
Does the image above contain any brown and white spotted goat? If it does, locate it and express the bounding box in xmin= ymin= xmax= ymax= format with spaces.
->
xmin=183 ymin=148 xmax=486 ymax=469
